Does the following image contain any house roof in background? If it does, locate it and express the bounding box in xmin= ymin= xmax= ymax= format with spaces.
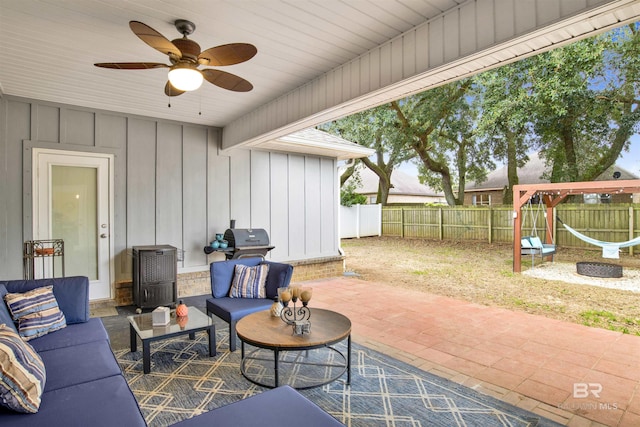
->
xmin=349 ymin=167 xmax=444 ymax=197
xmin=466 ymin=152 xmax=639 ymax=192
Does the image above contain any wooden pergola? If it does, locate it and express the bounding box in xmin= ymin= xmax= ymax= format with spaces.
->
xmin=513 ymin=179 xmax=640 ymax=272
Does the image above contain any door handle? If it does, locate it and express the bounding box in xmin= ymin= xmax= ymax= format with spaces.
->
xmin=100 ymin=234 xmax=108 ymax=238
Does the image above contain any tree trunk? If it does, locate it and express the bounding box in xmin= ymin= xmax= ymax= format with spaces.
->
xmin=561 ymin=118 xmax=580 ymax=182
xmin=377 ymin=175 xmax=392 ymax=205
xmin=361 ymin=157 xmax=393 ymax=206
xmin=455 ymin=144 xmax=466 ymax=204
xmin=389 ymin=95 xmax=470 ymax=207
xmin=503 ymin=133 xmax=518 ymax=205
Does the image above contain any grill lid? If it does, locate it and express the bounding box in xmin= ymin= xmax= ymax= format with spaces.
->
xmin=224 ymin=228 xmax=270 ymax=248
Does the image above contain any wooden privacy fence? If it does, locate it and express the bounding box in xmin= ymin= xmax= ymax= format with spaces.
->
xmin=381 ymin=204 xmax=640 ymax=255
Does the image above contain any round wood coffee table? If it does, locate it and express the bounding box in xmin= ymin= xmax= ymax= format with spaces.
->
xmin=236 ymin=308 xmax=351 ymax=389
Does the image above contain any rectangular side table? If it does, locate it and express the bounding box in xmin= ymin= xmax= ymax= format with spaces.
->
xmin=128 ymin=306 xmax=215 ymax=374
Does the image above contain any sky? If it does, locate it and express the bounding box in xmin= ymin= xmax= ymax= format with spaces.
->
xmin=619 ymin=135 xmax=640 ymax=175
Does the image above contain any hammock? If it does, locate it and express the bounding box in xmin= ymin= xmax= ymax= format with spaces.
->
xmin=559 ymin=220 xmax=640 ymax=259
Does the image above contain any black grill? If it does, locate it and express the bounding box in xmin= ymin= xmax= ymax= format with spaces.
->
xmin=221 ymin=228 xmax=274 ymax=260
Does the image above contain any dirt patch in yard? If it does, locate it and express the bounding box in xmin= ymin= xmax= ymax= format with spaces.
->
xmin=341 ymin=236 xmax=640 ymax=335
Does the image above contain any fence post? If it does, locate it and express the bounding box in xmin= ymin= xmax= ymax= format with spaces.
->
xmin=439 ymin=208 xmax=443 ymax=240
xmin=630 ymin=206 xmax=635 ymax=256
xmin=355 ymin=204 xmax=361 ymax=239
xmin=400 ymin=207 xmax=405 ymax=238
xmin=488 ymin=207 xmax=492 ymax=244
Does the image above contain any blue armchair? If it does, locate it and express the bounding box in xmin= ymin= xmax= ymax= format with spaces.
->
xmin=206 ymin=257 xmax=293 ymax=352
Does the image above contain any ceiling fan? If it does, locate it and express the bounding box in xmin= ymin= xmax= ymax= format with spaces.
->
xmin=95 ymin=20 xmax=256 ymax=96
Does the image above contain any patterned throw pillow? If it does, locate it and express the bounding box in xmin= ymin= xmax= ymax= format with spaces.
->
xmin=229 ymin=264 xmax=269 ymax=299
xmin=0 ymin=324 xmax=46 ymax=413
xmin=4 ymin=286 xmax=66 ymax=341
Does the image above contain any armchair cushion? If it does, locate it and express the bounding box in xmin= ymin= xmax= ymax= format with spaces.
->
xmin=262 ymin=261 xmax=294 ymax=299
xmin=210 ymin=258 xmax=262 ymax=298
xmin=229 ymin=264 xmax=269 ymax=299
xmin=210 ymin=258 xmax=294 ymax=299
xmin=207 ymin=298 xmax=275 ymax=323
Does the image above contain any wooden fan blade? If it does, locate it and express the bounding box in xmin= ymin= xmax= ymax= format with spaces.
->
xmin=129 ymin=21 xmax=181 ymax=58
xmin=202 ymin=69 xmax=253 ymax=92
xmin=198 ymin=43 xmax=257 ymax=66
xmin=94 ymin=62 xmax=169 ymax=70
xmin=165 ymin=81 xmax=185 ymax=97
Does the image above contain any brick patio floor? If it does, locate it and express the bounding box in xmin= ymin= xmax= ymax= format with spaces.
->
xmin=307 ymin=277 xmax=640 ymax=427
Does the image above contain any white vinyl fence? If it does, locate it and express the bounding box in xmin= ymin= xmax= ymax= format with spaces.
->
xmin=340 ymin=204 xmax=382 ymax=238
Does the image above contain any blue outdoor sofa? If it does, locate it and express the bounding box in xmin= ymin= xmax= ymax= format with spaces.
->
xmin=172 ymin=384 xmax=344 ymax=426
xmin=0 ymin=276 xmax=146 ymax=426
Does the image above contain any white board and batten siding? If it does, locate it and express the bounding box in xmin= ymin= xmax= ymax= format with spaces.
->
xmin=231 ymin=150 xmax=339 ymax=261
xmin=1 ymin=96 xmax=341 ymax=283
xmin=223 ymin=0 xmax=640 ymax=150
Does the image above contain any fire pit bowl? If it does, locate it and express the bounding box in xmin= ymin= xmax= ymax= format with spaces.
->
xmin=576 ymin=262 xmax=623 ymax=278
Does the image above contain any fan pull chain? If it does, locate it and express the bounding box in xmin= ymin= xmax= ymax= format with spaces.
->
xmin=198 ymin=92 xmax=202 ymax=115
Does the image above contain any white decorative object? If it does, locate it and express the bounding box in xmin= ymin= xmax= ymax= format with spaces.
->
xmin=270 ymin=301 xmax=283 ymax=317
xmin=152 ymin=306 xmax=170 ymax=326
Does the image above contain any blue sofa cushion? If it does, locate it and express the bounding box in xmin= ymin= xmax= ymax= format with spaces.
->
xmin=1 ymin=277 xmax=89 ymax=324
xmin=172 ymin=385 xmax=344 ymax=426
xmin=210 ymin=258 xmax=262 ymax=298
xmin=207 ymin=297 xmax=274 ymax=323
xmin=0 ymin=375 xmax=146 ymax=427
xmin=28 ymin=318 xmax=108 ymax=353
xmin=4 ymin=286 xmax=67 ymax=341
xmin=0 ymin=285 xmax=17 ymax=334
xmin=0 ymin=325 xmax=46 ymax=414
xmin=38 ymin=340 xmax=121 ymax=392
xmin=262 ymin=261 xmax=294 ymax=299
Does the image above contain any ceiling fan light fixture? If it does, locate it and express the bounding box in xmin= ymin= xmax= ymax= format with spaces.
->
xmin=168 ymin=66 xmax=203 ymax=91
xmin=96 ymin=20 xmax=255 ymax=96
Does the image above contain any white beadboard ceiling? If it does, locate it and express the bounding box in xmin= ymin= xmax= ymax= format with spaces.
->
xmin=1 ymin=0 xmax=639 ymax=150
xmin=0 ymin=0 xmax=463 ymax=128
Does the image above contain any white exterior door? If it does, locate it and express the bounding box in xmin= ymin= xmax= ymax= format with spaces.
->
xmin=33 ymin=149 xmax=114 ymax=301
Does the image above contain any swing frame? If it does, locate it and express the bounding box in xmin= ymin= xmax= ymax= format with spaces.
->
xmin=512 ymin=179 xmax=640 ymax=273
xmin=520 ymin=195 xmax=556 ymax=268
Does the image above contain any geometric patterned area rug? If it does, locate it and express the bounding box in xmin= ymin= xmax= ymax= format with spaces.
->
xmin=114 ymin=331 xmax=562 ymax=427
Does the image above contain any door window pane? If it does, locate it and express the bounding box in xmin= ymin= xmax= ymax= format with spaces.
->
xmin=52 ymin=166 xmax=98 ymax=279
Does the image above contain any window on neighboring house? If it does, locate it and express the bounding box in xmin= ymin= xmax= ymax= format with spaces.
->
xmin=368 ymin=195 xmax=377 ymax=204
xmin=473 ymin=194 xmax=491 ymax=206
